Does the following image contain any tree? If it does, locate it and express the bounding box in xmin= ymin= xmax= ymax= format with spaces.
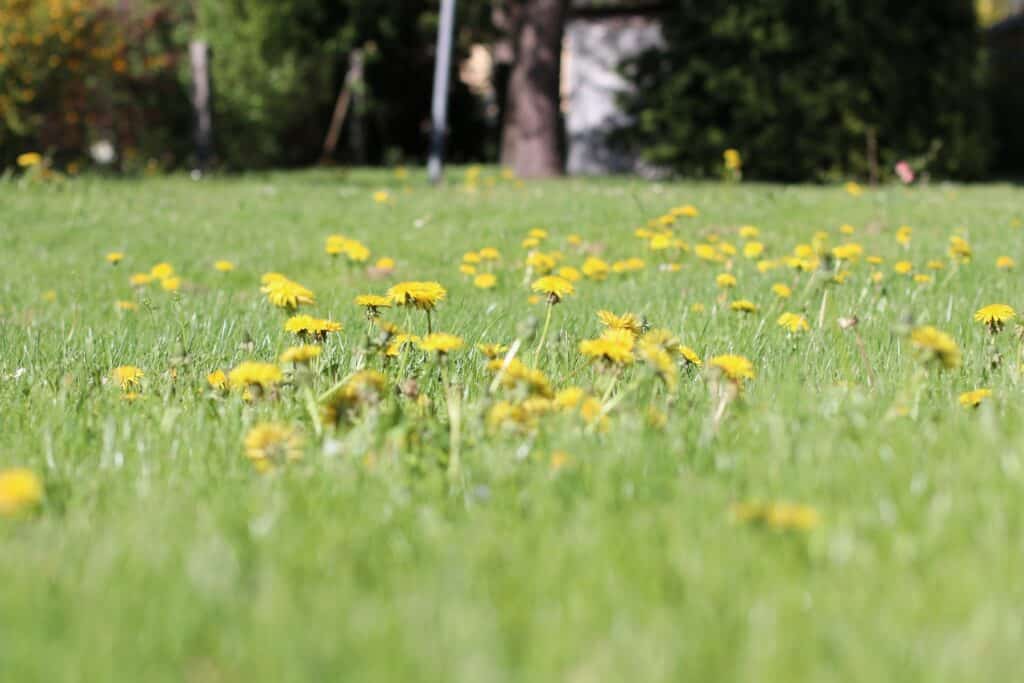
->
xmin=500 ymin=0 xmax=569 ymax=178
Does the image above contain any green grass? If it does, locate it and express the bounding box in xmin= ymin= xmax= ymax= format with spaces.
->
xmin=2 ymin=169 xmax=1024 ymax=681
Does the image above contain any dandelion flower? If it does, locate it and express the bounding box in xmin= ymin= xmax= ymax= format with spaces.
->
xmin=777 ymin=312 xmax=810 ymax=333
xmin=996 ymin=256 xmax=1015 ymax=270
xmin=0 ymin=468 xmax=43 ymax=516
xmin=974 ymin=304 xmax=1015 ymax=333
xmin=160 ymin=276 xmax=181 ymax=292
xmin=894 ymin=261 xmax=913 ymax=275
xmin=844 ymin=181 xmax=863 ymax=197
xmin=716 ymin=273 xmax=737 ymax=289
xmin=284 ymin=314 xmax=342 ymax=341
xmin=150 ymin=262 xmax=174 ymax=280
xmin=418 ymin=333 xmax=464 ymax=355
xmin=354 ymin=294 xmax=392 ymax=316
xmin=214 ymin=260 xmax=235 ymax=272
xmin=129 ymin=272 xmax=153 ymax=287
xmin=106 ymin=251 xmax=124 ymax=265
xmin=731 ymin=502 xmax=820 ymax=531
xmin=730 ymin=299 xmax=758 ymax=314
xmin=207 ymin=370 xmax=229 ymax=390
xmin=531 ymin=275 xmax=574 ymax=304
xmin=115 ymin=300 xmax=138 ymax=311
xmin=709 ymin=354 xmax=755 ymax=383
xmin=959 ymin=388 xmax=992 ymax=408
xmin=913 ymin=273 xmax=932 ymax=285
xmin=582 ymin=257 xmax=610 ymax=281
xmin=244 ymin=423 xmax=303 ymax=472
xmin=558 ymin=266 xmax=582 ymax=282
xmin=910 ymin=326 xmax=961 ymax=370
xmin=771 ymin=283 xmax=792 ymax=299
xmin=948 ymin=235 xmax=972 ymax=262
xmin=388 ymin=281 xmax=447 ymax=311
xmin=228 ymin=361 xmax=283 ymax=390
xmin=896 ymin=225 xmax=912 ymax=246
xmin=476 ymin=343 xmax=509 ymax=359
xmin=597 ymin=310 xmax=643 ymax=336
xmin=678 ymin=345 xmax=702 ymax=367
xmin=474 ymin=273 xmax=497 ymax=289
xmin=262 ymin=276 xmax=315 ymax=310
xmin=112 ymin=365 xmax=144 ymax=390
xmin=723 ymin=148 xmax=742 ymax=170
xmin=16 ymin=152 xmax=42 ymax=168
xmin=372 ymin=190 xmax=391 ymax=204
xmin=579 ymin=329 xmax=635 ymax=365
xmin=280 ymin=345 xmax=322 ymax=364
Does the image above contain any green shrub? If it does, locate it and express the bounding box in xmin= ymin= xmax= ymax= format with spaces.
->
xmin=620 ymin=0 xmax=992 ymax=181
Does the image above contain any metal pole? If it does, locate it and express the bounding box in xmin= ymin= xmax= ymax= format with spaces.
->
xmin=428 ymin=0 xmax=456 ymax=185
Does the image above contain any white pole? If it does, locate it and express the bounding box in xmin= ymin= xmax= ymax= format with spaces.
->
xmin=428 ymin=0 xmax=457 ymax=185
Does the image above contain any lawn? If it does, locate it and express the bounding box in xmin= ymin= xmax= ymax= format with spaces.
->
xmin=2 ymin=168 xmax=1024 ymax=681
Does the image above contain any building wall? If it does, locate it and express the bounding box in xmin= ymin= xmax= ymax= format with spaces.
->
xmin=564 ymin=15 xmax=662 ymax=175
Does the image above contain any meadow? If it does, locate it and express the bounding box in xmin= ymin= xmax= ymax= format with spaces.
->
xmin=2 ymin=168 xmax=1024 ymax=681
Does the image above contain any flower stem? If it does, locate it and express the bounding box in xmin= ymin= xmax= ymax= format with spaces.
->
xmin=532 ymin=303 xmax=554 ymax=366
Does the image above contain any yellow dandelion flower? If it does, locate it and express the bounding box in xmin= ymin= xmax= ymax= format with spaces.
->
xmin=418 ymin=333 xmax=464 ymax=354
xmin=387 ymin=281 xmax=447 ymax=311
xmin=244 ymin=423 xmax=303 ymax=472
xmin=372 ymin=190 xmax=391 ymax=204
xmin=555 ymin=386 xmax=586 ymax=409
xmin=910 ymin=326 xmax=961 ymax=370
xmin=716 ymin=272 xmax=737 ymax=289
xmin=522 ymin=237 xmax=541 ymax=249
xmin=479 ymin=247 xmax=501 ymax=261
xmin=896 ymin=225 xmax=912 ymax=246
xmin=106 ymin=251 xmax=124 ymax=264
xmin=639 ymin=330 xmax=679 ymax=392
xmin=558 ymin=265 xmax=582 ymax=282
xmin=322 ymin=370 xmax=389 ymax=425
xmin=262 ymin=277 xmax=315 ymax=310
xmin=730 ymin=299 xmax=758 ymax=314
xmin=742 ymin=242 xmax=764 ymax=259
xmin=832 ymin=242 xmax=863 ymax=261
xmin=844 ymin=181 xmax=863 ymax=196
xmin=115 ymin=300 xmax=138 ymax=311
xmin=229 ymin=362 xmax=283 ymax=390
xmin=597 ymin=310 xmax=643 ymax=336
xmin=207 ymin=370 xmax=228 ymax=390
xmin=112 ymin=365 xmax=143 ymax=390
xmin=839 ymin=224 xmax=855 ymax=235
xmin=386 ymin=333 xmax=421 ymax=357
xmin=771 ymin=283 xmax=792 ymax=299
xmin=678 ymin=345 xmax=702 ymax=367
xmin=959 ymin=388 xmax=992 ymax=408
xmin=579 ymin=329 xmax=635 ymax=365
xmin=150 ymin=262 xmax=174 ymax=280
xmin=284 ymin=314 xmax=342 ymax=341
xmin=354 ymin=294 xmax=392 ymax=314
xmin=129 ymin=272 xmax=152 ymax=287
xmin=531 ymin=275 xmax=574 ymax=303
xmin=526 ymin=251 xmax=558 ymax=274
xmin=913 ymin=273 xmax=932 ymax=285
xmin=739 ymin=225 xmax=760 ymax=239
xmin=476 ymin=343 xmax=509 ymax=359
xmin=974 ymin=304 xmax=1015 ymax=333
xmin=612 ymin=257 xmax=645 ymax=273
xmin=867 ymin=255 xmax=884 ymax=265
xmin=996 ymin=256 xmax=1015 ymax=270
xmin=723 ymin=148 xmax=742 ymax=170
xmin=948 ymin=235 xmax=972 ymax=262
xmin=463 ymin=251 xmax=482 ymax=264
xmin=777 ymin=312 xmax=810 ymax=333
xmin=160 ymin=276 xmax=181 ymax=292
xmin=717 ymin=242 xmax=737 ymax=257
xmin=488 ymin=358 xmax=553 ymax=397
xmin=460 ymin=264 xmax=477 ymax=276
xmin=894 ymin=260 xmax=913 ymax=275
xmin=214 ymin=260 xmax=235 ymax=272
xmin=16 ymin=152 xmax=42 ymax=168
xmin=375 ymin=257 xmax=396 ymax=272
xmin=709 ymin=354 xmax=755 ymax=382
xmin=474 ymin=273 xmax=497 ymax=289
xmin=280 ymin=345 xmax=322 ymax=364
xmin=672 ymin=204 xmax=699 ymax=217
xmin=690 ymin=303 xmax=706 ymax=313
xmin=0 ymin=468 xmax=43 ymax=517
xmin=926 ymin=259 xmax=945 ymax=270
xmin=581 ymin=257 xmax=610 ymax=280
xmin=757 ymin=259 xmax=780 ymax=273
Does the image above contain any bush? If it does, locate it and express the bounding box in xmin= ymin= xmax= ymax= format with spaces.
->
xmin=0 ymin=0 xmax=190 ymax=171
xmin=620 ymin=0 xmax=992 ymax=181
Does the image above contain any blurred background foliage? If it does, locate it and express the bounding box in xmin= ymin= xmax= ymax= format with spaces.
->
xmin=618 ymin=0 xmax=993 ymax=181
xmin=1 ymin=0 xmax=1022 ymax=178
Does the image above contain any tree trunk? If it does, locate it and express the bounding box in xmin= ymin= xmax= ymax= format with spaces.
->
xmin=501 ymin=0 xmax=568 ymax=178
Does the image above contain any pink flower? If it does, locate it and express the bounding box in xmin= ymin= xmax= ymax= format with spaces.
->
xmin=895 ymin=161 xmax=915 ymax=185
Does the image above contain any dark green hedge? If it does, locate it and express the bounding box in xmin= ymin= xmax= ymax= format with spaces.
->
xmin=620 ymin=0 xmax=992 ymax=181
